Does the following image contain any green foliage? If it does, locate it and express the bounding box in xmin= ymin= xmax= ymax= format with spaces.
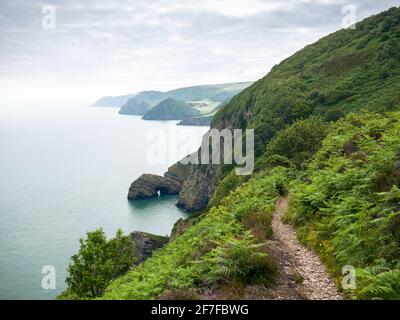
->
xmin=200 ymin=231 xmax=276 ymax=285
xmin=289 ymin=112 xmax=400 ymax=299
xmin=97 ymin=168 xmax=288 ymax=299
xmin=65 ymin=229 xmax=136 ymax=298
xmin=69 ymin=8 xmax=400 ymax=301
xmin=210 ymin=170 xmax=249 ymax=207
xmin=212 ymin=7 xmax=400 ymax=156
xmin=357 ymin=268 xmax=400 ymax=300
xmin=242 ymin=211 xmax=274 ymax=241
xmin=263 ymin=117 xmax=328 ymax=168
xmin=142 ymin=98 xmax=201 ymax=120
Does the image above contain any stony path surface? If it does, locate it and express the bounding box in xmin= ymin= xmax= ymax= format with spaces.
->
xmin=267 ymin=197 xmax=343 ymax=300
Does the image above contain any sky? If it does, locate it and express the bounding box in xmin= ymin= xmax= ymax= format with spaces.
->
xmin=0 ymin=0 xmax=399 ymax=107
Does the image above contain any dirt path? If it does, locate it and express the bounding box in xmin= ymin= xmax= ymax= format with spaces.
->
xmin=265 ymin=197 xmax=343 ymax=300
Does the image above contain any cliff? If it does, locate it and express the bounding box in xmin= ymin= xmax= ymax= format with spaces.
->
xmin=177 ymin=115 xmax=213 ymax=126
xmin=129 ymin=231 xmax=169 ymax=263
xmin=128 ymin=7 xmax=400 ymax=212
xmin=127 ymin=174 xmax=181 ymax=200
xmin=173 ymin=6 xmax=400 ymax=211
xmin=119 ymin=99 xmax=150 ymax=115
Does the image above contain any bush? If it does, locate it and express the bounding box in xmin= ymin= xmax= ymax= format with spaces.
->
xmin=66 ymin=229 xmax=136 ymax=298
xmin=290 ymin=112 xmax=400 ymax=299
xmin=324 ymin=108 xmax=346 ymax=122
xmin=264 ymin=117 xmax=328 ymax=168
xmin=242 ymin=211 xmax=274 ymax=241
xmin=205 ymin=232 xmax=277 ymax=286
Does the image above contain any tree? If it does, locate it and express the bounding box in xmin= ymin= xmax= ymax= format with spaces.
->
xmin=66 ymin=229 xmax=136 ymax=298
xmin=264 ymin=117 xmax=327 ymax=168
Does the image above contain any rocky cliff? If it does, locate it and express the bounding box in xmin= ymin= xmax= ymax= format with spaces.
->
xmin=127 ymin=174 xmax=181 ymax=200
xmin=127 ymin=159 xmax=217 ymax=212
xmin=178 ymin=115 xmax=212 ymax=126
xmin=129 ymin=231 xmax=169 ymax=263
xmin=119 ymin=98 xmax=150 ymax=115
xmin=176 ymin=164 xmax=218 ymax=212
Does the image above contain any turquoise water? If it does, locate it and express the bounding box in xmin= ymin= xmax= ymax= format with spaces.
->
xmin=0 ymin=105 xmax=208 ymax=299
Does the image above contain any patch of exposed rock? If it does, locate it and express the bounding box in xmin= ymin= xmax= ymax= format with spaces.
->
xmin=129 ymin=231 xmax=169 ymax=263
xmin=170 ymin=218 xmax=191 ymax=241
xmin=178 ymin=115 xmax=212 ymax=126
xmin=176 ymin=164 xmax=218 ymax=212
xmin=127 ymin=174 xmax=181 ymax=200
xmin=127 ymin=142 xmax=219 ymax=211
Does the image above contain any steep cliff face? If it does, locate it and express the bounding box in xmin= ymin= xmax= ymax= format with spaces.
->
xmin=176 ymin=164 xmax=218 ymax=212
xmin=129 ymin=231 xmax=169 ymax=263
xmin=119 ymin=99 xmax=150 ymax=115
xmin=178 ymin=115 xmax=212 ymax=126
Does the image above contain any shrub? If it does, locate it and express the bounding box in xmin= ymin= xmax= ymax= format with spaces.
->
xmin=242 ymin=211 xmax=273 ymax=241
xmin=290 ymin=112 xmax=400 ymax=299
xmin=66 ymin=229 xmax=136 ymax=298
xmin=264 ymin=117 xmax=328 ymax=168
xmin=205 ymin=232 xmax=277 ymax=286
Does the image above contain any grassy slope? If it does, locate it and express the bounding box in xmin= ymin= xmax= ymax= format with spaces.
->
xmin=101 ymin=169 xmax=286 ymax=299
xmin=101 ymin=111 xmax=400 ymax=300
xmin=63 ymin=7 xmax=400 ymax=300
xmin=287 ymin=112 xmax=400 ymax=299
xmin=101 ymin=8 xmax=400 ymax=300
xmin=212 ymin=7 xmax=400 ymax=155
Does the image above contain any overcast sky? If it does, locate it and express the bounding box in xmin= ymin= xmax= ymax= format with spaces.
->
xmin=0 ymin=0 xmax=399 ymax=107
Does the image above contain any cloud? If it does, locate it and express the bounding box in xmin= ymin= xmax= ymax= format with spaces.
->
xmin=0 ymin=0 xmax=399 ymax=106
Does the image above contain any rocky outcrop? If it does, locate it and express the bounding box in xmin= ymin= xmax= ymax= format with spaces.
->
xmin=170 ymin=218 xmax=191 ymax=241
xmin=129 ymin=231 xmax=169 ymax=263
xmin=178 ymin=115 xmax=212 ymax=126
xmin=127 ymin=139 xmax=219 ymax=211
xmin=176 ymin=164 xmax=218 ymax=212
xmin=128 ymin=174 xmax=181 ymax=200
xmin=128 ymin=151 xmax=218 ymax=211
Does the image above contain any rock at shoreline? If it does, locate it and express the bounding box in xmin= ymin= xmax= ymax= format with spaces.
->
xmin=178 ymin=115 xmax=212 ymax=126
xmin=127 ymin=174 xmax=181 ymax=200
xmin=129 ymin=231 xmax=169 ymax=263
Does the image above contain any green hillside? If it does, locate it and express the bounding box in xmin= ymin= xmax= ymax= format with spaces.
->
xmin=95 ymin=111 xmax=400 ymax=300
xmin=61 ymin=7 xmax=400 ymax=300
xmin=212 ymin=7 xmax=400 ymax=156
xmin=95 ymin=82 xmax=253 ymax=111
xmin=142 ymin=98 xmax=201 ymax=120
xmin=119 ymin=99 xmax=150 ymax=116
xmin=133 ymin=91 xmax=165 ymax=107
xmin=287 ymin=112 xmax=400 ymax=300
xmin=163 ymin=82 xmax=253 ymax=103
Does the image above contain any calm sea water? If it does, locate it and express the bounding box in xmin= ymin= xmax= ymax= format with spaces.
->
xmin=0 ymin=105 xmax=208 ymax=300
